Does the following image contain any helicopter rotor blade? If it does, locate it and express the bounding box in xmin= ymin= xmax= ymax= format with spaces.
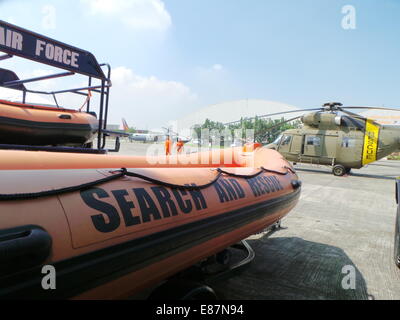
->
xmin=342 ymin=105 xmax=400 ymax=128
xmin=162 ymin=126 xmax=179 ymax=136
xmin=248 ymin=115 xmax=302 ymax=142
xmin=337 ymin=107 xmax=368 ymax=121
xmin=221 ymin=103 xmax=399 ymax=129
xmin=342 ymin=115 xmax=367 ymax=131
xmin=224 ymin=108 xmax=321 ymax=125
xmin=261 ymin=115 xmax=303 ymax=132
xmin=339 ymin=107 xmax=384 ymax=128
xmin=343 ymin=106 xmax=400 ymax=112
xmin=337 ymin=107 xmax=371 ymax=132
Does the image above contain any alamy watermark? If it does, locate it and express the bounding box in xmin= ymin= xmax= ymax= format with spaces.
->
xmin=41 ymin=4 xmax=57 ymax=30
xmin=341 ymin=265 xmax=356 ymax=290
xmin=341 ymin=5 xmax=356 ymax=30
xmin=144 ymin=128 xmax=258 ymax=166
xmin=41 ymin=265 xmax=56 ymax=290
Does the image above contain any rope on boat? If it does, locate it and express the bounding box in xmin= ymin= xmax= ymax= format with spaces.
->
xmin=0 ymin=166 xmax=292 ymax=201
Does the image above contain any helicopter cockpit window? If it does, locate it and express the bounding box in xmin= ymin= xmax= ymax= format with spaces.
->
xmin=281 ymin=135 xmax=292 ymax=146
xmin=306 ymin=136 xmax=321 ymax=146
xmin=273 ymin=135 xmax=282 ymax=144
xmin=341 ymin=137 xmax=355 ymax=148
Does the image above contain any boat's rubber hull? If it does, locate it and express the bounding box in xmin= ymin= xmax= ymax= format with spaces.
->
xmin=0 ymin=147 xmax=301 ymax=299
xmin=0 ymin=100 xmax=98 ymax=146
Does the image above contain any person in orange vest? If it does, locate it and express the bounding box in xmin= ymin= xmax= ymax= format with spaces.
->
xmin=243 ymin=141 xmax=262 ymax=152
xmin=176 ymin=138 xmax=184 ymax=153
xmin=165 ymin=136 xmax=172 ymax=156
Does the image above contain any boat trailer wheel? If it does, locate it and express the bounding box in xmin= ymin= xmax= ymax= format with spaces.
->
xmin=215 ymin=249 xmax=232 ymax=265
xmin=271 ymin=220 xmax=281 ymax=230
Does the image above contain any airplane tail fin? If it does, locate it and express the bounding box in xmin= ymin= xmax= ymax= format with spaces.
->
xmin=122 ymin=118 xmax=129 ymax=132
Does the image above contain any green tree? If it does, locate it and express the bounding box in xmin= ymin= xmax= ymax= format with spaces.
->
xmin=194 ymin=117 xmax=301 ymax=145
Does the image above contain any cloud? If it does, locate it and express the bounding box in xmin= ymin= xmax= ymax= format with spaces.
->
xmin=196 ymin=64 xmax=225 ymax=75
xmin=5 ymin=16 xmax=16 ymax=24
xmin=19 ymin=69 xmax=57 ymax=90
xmin=0 ymin=67 xmax=81 ymax=107
xmin=0 ymin=87 xmax=53 ymax=105
xmin=81 ymin=0 xmax=172 ymax=31
xmin=0 ymin=64 xmax=197 ymax=128
xmin=212 ymin=64 xmax=223 ymax=71
xmin=191 ymin=64 xmax=245 ymax=107
xmin=109 ymin=66 xmax=197 ymax=128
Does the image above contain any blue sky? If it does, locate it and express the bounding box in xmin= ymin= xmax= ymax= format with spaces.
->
xmin=1 ymin=0 xmax=400 ymax=129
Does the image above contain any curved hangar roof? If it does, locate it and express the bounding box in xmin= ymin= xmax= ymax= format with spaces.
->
xmin=175 ymin=99 xmax=300 ymax=130
xmin=360 ymin=109 xmax=400 ymax=125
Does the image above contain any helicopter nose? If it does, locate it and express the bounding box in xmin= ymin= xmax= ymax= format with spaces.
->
xmin=264 ymin=143 xmax=276 ymax=150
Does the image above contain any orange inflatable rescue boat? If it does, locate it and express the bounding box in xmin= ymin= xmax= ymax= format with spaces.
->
xmin=0 ymin=99 xmax=98 ymax=146
xmin=0 ymin=20 xmax=117 ymax=151
xmin=0 ymin=21 xmax=301 ymax=299
xmin=0 ymin=146 xmax=301 ymax=299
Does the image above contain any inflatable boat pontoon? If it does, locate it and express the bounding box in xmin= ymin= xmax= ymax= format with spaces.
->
xmin=0 ymin=146 xmax=301 ymax=299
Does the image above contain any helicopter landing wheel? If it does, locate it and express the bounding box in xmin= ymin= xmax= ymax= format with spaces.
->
xmin=332 ymin=164 xmax=346 ymax=176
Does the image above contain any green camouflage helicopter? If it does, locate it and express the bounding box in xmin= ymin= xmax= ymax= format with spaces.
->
xmin=245 ymin=102 xmax=400 ymax=176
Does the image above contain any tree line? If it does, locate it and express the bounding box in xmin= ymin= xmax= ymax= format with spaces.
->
xmin=192 ymin=117 xmax=301 ymax=144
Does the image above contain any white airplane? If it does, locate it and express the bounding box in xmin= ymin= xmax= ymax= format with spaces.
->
xmin=122 ymin=118 xmax=162 ymax=142
xmin=162 ymin=127 xmax=192 ymax=143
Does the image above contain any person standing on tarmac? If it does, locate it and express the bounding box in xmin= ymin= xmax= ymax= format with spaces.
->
xmin=176 ymin=138 xmax=184 ymax=153
xmin=165 ymin=135 xmax=172 ymax=156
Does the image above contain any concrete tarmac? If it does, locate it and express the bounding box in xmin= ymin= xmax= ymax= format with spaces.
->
xmin=214 ymin=162 xmax=400 ymax=300
xmin=114 ymin=140 xmax=400 ymax=299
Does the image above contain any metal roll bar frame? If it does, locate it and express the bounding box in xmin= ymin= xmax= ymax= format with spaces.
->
xmin=0 ymin=20 xmax=126 ymax=152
